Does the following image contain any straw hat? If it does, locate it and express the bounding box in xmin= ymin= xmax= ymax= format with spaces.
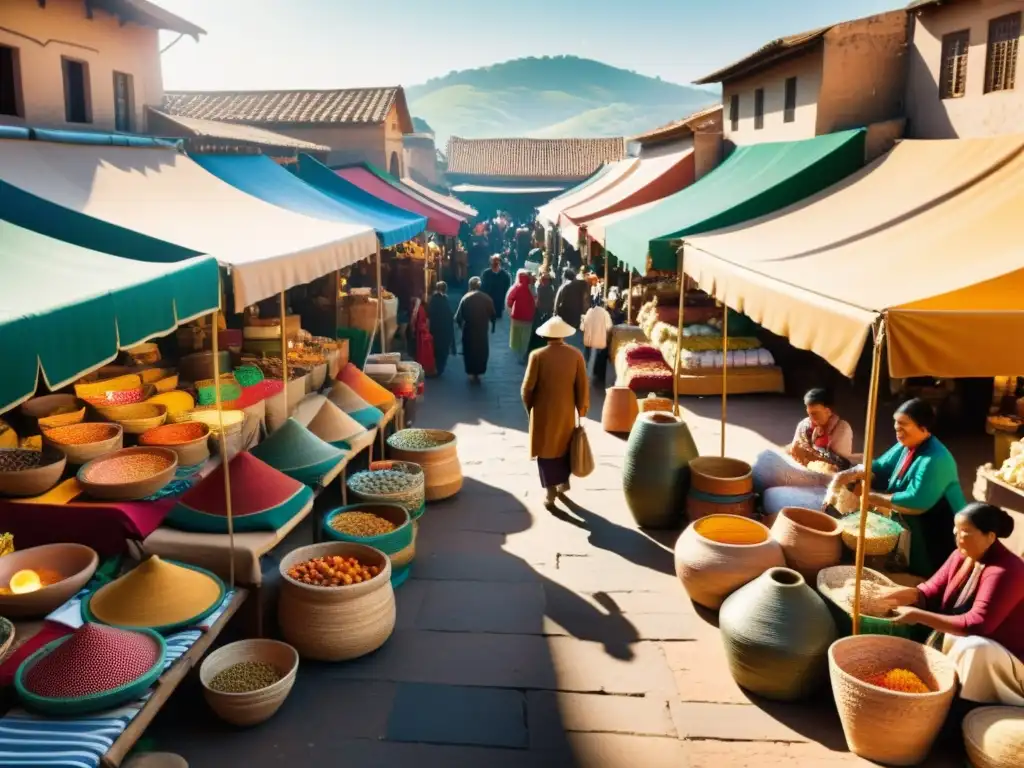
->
xmin=536 ymin=316 xmax=576 ymax=339
xmin=337 ymin=363 xmax=395 ymax=409
xmin=250 ymin=418 xmax=346 ymax=487
xmin=86 ymin=556 xmax=224 ymax=632
xmin=167 ymin=452 xmax=313 ymax=534
xmin=327 ymin=382 xmax=383 ymax=429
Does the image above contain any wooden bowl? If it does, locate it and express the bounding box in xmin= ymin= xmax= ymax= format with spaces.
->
xmin=139 ymin=422 xmax=211 ymax=467
xmin=200 ymin=639 xmax=299 ymax=726
xmin=21 ymin=394 xmax=87 ymax=429
xmin=96 ymin=403 xmax=168 ymax=435
xmin=0 ymin=543 xmax=99 ymax=618
xmin=42 ymin=423 xmax=123 ymax=465
xmin=77 ymin=447 xmax=178 ymax=501
xmin=0 ymin=447 xmax=67 ymax=498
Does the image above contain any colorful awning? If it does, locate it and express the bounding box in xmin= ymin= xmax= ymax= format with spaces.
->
xmin=681 ymin=135 xmax=1024 ymax=378
xmin=194 ymin=153 xmax=427 ymax=248
xmin=334 ymin=164 xmax=462 ymax=237
xmin=0 ymin=138 xmax=378 ymax=310
xmin=536 ymin=158 xmax=638 ymax=228
xmin=559 ymin=142 xmax=696 ymax=246
xmin=604 ymin=129 xmax=866 ymax=273
xmin=399 ymin=176 xmax=478 ymax=219
xmin=0 ymin=221 xmax=218 ymax=413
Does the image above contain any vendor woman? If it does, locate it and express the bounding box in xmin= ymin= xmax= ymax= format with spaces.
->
xmin=830 ymin=398 xmax=962 ymax=577
xmin=878 ymin=503 xmax=1024 ymax=706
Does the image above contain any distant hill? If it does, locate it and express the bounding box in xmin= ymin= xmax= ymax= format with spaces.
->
xmin=407 ymin=56 xmax=718 ymax=145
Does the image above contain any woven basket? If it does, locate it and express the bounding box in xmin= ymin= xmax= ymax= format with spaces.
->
xmin=385 ymin=431 xmax=461 ymax=502
xmin=233 ymin=365 xmax=265 ymax=388
xmin=97 ymin=403 xmax=168 ymax=435
xmin=277 ymin=542 xmax=396 ymax=661
xmin=839 ymin=511 xmax=902 ymax=556
xmin=640 ymin=395 xmax=673 ymax=414
xmin=963 ymin=706 xmax=1024 ymax=768
xmin=42 ymin=423 xmax=123 ymax=465
xmin=323 ymin=504 xmax=415 ymax=587
xmin=199 ymin=639 xmax=299 ymax=726
xmin=690 ymin=457 xmax=754 ymax=496
xmin=348 ymin=461 xmax=426 ymax=520
xmin=817 ymin=566 xmax=925 ymax=640
xmin=196 ymin=375 xmax=242 ymax=407
xmin=829 ymin=635 xmax=957 ymax=766
xmin=0 ymin=447 xmax=66 ymax=498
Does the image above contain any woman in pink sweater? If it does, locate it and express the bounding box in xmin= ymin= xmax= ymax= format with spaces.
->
xmin=882 ymin=502 xmax=1024 ymax=705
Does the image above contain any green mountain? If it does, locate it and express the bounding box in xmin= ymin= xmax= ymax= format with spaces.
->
xmin=407 ymin=56 xmax=718 ymax=145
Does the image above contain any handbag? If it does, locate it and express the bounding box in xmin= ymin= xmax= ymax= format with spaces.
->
xmin=570 ymin=415 xmax=595 ymax=478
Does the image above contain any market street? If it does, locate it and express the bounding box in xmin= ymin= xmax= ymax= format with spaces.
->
xmin=149 ymin=311 xmax=965 ymax=767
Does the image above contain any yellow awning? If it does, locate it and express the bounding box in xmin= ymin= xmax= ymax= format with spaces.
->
xmin=681 ymin=135 xmax=1024 ymax=378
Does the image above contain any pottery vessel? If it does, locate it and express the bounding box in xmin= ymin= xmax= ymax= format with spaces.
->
xmin=719 ymin=567 xmax=837 ymax=701
xmin=770 ymin=506 xmax=843 ymax=581
xmin=623 ymin=412 xmax=698 ymax=529
xmin=200 ymin=639 xmax=298 ymax=726
xmin=686 ymin=457 xmax=755 ymax=522
xmin=601 ymin=387 xmax=639 ymax=434
xmin=674 ymin=515 xmax=784 ymax=610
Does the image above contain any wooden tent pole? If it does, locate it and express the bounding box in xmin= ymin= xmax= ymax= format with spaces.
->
xmin=376 ymin=242 xmax=385 ymax=354
xmin=852 ymin=317 xmax=887 ymax=634
xmin=422 ymin=232 xmax=430 ymax=299
xmin=603 ymin=251 xmax=610 ymax=302
xmin=280 ymin=291 xmax=288 ymax=416
xmin=627 ymin=268 xmax=634 ymax=324
xmin=332 ymin=270 xmax=340 ymax=342
xmin=211 ymin=299 xmax=235 ymax=590
xmin=672 ymin=248 xmax=685 ymax=416
xmin=721 ymin=301 xmax=729 ymax=458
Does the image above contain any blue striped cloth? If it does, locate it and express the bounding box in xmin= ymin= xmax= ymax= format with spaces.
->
xmin=0 ymin=590 xmax=235 ymax=768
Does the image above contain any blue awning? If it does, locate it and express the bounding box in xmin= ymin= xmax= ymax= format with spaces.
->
xmin=194 ymin=154 xmax=426 ymax=248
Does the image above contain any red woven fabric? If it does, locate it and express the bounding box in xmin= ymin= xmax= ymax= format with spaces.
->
xmin=624 ymin=344 xmax=665 ymax=365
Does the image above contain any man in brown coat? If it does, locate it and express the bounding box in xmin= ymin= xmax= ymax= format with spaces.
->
xmin=521 ymin=316 xmax=590 ymax=508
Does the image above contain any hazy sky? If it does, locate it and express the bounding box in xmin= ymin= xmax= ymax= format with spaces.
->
xmin=156 ymin=0 xmax=901 ymax=91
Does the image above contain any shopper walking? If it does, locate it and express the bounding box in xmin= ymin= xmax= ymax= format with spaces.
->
xmin=506 ymin=269 xmax=537 ymax=363
xmin=454 ymin=277 xmax=496 ymax=383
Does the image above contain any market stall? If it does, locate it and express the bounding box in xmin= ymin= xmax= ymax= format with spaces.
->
xmin=399 ymin=175 xmax=478 ymax=219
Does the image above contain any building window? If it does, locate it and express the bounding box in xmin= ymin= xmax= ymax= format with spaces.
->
xmin=0 ymin=45 xmax=21 ymax=117
xmin=729 ymin=94 xmax=739 ymax=131
xmin=754 ymin=88 xmax=765 ymax=130
xmin=985 ymin=12 xmax=1020 ymax=93
xmin=113 ymin=71 xmax=133 ymax=131
xmin=783 ymin=77 xmax=797 ymax=122
xmin=940 ymin=30 xmax=970 ymax=98
xmin=62 ymin=57 xmax=91 ymax=123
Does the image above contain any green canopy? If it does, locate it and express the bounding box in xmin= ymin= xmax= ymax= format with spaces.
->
xmin=0 ymin=221 xmax=220 ymax=413
xmin=603 ymin=129 xmax=866 ymax=273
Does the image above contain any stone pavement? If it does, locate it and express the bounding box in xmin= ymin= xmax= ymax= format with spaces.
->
xmin=151 ymin=312 xmax=965 ymax=767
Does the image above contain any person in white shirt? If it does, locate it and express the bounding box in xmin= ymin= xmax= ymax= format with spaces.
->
xmin=581 ymin=297 xmax=614 ymax=385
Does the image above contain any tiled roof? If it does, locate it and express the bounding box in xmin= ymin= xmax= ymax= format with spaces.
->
xmin=445 ymin=137 xmax=627 ymax=180
xmin=631 ymin=104 xmax=724 ymax=144
xmin=693 ymin=26 xmax=832 ymax=84
xmin=147 ymin=109 xmax=330 ymax=152
xmin=161 ymin=87 xmax=412 ymax=129
xmin=90 ymin=0 xmax=205 ymax=37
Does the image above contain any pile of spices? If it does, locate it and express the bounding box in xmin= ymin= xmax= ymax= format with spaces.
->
xmin=348 ymin=468 xmax=419 ymax=495
xmin=0 ymin=450 xmax=43 ymax=472
xmin=83 ymin=452 xmax=173 ymax=484
xmin=287 ymin=554 xmax=380 ymax=587
xmin=862 ymin=668 xmax=932 ymax=694
xmin=208 ymin=661 xmax=282 ymax=693
xmin=329 ymin=511 xmax=397 ymax=537
xmin=387 ymin=429 xmax=453 ymax=451
xmin=45 ymin=424 xmax=118 ymax=446
xmin=139 ymin=422 xmax=207 ymax=446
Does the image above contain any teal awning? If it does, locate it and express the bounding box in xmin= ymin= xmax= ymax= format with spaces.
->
xmin=603 ymin=129 xmax=866 ymax=272
xmin=0 ymin=221 xmax=219 ymax=413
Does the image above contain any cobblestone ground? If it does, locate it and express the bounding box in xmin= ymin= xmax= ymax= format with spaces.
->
xmin=153 ymin=312 xmax=965 ymax=767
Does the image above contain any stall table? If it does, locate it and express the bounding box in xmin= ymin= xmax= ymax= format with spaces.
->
xmin=973 ymin=465 xmax=1024 ymax=557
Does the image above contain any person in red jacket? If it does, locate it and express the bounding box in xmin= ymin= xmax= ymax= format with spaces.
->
xmin=506 ymin=269 xmax=536 ymax=363
xmin=880 ymin=502 xmax=1024 ymax=706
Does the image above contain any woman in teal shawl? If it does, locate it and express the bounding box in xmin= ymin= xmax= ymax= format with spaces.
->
xmin=830 ymin=398 xmax=964 ymax=577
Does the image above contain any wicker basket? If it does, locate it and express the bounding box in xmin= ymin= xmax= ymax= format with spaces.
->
xmin=839 ymin=511 xmax=903 ymax=556
xmin=277 ymin=542 xmax=396 ymax=661
xmin=323 ymin=504 xmax=415 ymax=587
xmin=817 ymin=566 xmax=926 ymax=640
xmin=199 ymin=639 xmax=299 ymax=726
xmin=42 ymin=423 xmax=123 ymax=465
xmin=386 ymin=431 xmax=461 ymax=501
xmin=963 ymin=706 xmax=1024 ymax=768
xmin=97 ymin=403 xmax=168 ymax=435
xmin=348 ymin=461 xmax=427 ymax=519
xmin=0 ymin=447 xmax=66 ymax=498
xmin=829 ymin=635 xmax=957 ymax=766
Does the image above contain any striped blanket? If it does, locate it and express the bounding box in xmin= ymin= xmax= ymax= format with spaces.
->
xmin=0 ymin=589 xmax=235 ymax=768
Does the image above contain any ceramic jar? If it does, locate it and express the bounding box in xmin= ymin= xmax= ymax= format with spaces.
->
xmin=601 ymin=387 xmax=639 ymax=434
xmin=719 ymin=566 xmax=837 ymax=701
xmin=674 ymin=515 xmax=784 ymax=609
xmin=623 ymin=412 xmax=698 ymax=529
xmin=770 ymin=506 xmax=843 ymax=582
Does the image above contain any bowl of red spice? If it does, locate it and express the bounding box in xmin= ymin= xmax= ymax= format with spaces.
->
xmin=77 ymin=447 xmax=178 ymax=501
xmin=42 ymin=423 xmax=123 ymax=465
xmin=139 ymin=422 xmax=211 ymax=467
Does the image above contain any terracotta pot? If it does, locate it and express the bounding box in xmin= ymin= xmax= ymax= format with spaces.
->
xmin=719 ymin=567 xmax=837 ymax=701
xmin=623 ymin=412 xmax=698 ymax=529
xmin=770 ymin=506 xmax=842 ymax=581
xmin=829 ymin=635 xmax=957 ymax=766
xmin=686 ymin=457 xmax=755 ymax=523
xmin=601 ymin=387 xmax=639 ymax=434
xmin=674 ymin=515 xmax=785 ymax=610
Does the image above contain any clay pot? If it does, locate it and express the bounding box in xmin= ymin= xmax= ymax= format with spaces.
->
xmin=687 ymin=457 xmax=755 ymax=522
xmin=623 ymin=412 xmax=698 ymax=529
xmin=674 ymin=515 xmax=784 ymax=610
xmin=770 ymin=506 xmax=842 ymax=582
xmin=719 ymin=567 xmax=837 ymax=701
xmin=601 ymin=387 xmax=639 ymax=434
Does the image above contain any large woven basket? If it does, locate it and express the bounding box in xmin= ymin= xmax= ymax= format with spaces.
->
xmin=963 ymin=706 xmax=1024 ymax=768
xmin=348 ymin=461 xmax=426 ymax=519
xmin=385 ymin=431 xmax=461 ymax=501
xmin=199 ymin=639 xmax=298 ymax=726
xmin=838 ymin=511 xmax=903 ymax=556
xmin=829 ymin=635 xmax=957 ymax=766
